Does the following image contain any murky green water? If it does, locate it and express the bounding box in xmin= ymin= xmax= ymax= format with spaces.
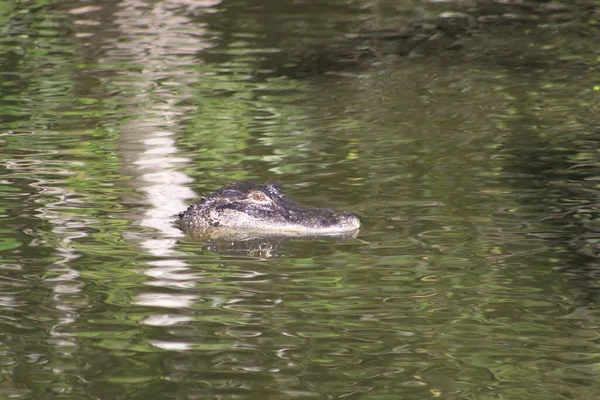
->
xmin=1 ymin=0 xmax=600 ymax=398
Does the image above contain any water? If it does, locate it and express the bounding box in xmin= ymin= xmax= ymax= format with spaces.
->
xmin=1 ymin=0 xmax=600 ymax=398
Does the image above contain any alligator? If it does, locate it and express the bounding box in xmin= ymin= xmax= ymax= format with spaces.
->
xmin=177 ymin=181 xmax=360 ymax=238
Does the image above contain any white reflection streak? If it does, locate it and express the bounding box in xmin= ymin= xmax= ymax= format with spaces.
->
xmin=135 ymin=293 xmax=197 ymax=308
xmin=148 ymin=340 xmax=192 ymax=351
xmin=109 ymin=0 xmax=221 ymax=257
xmin=3 ymin=156 xmax=86 ymax=337
xmin=143 ymin=314 xmax=191 ymax=326
xmin=34 ymin=186 xmax=86 ymax=305
xmin=135 ymin=131 xmax=194 ymax=244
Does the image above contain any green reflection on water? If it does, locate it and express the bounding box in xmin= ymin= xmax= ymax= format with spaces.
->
xmin=1 ymin=0 xmax=600 ymax=399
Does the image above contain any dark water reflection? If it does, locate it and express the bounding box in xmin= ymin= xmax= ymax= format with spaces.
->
xmin=1 ymin=0 xmax=600 ymax=398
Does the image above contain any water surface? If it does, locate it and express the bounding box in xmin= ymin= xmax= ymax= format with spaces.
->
xmin=1 ymin=0 xmax=600 ymax=398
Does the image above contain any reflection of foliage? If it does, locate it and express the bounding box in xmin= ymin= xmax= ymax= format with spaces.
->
xmin=2 ymin=0 xmax=600 ymax=398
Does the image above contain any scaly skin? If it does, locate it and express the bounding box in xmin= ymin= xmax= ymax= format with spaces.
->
xmin=178 ymin=182 xmax=360 ymax=236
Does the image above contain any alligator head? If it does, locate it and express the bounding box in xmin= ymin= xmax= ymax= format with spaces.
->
xmin=177 ymin=181 xmax=360 ymax=237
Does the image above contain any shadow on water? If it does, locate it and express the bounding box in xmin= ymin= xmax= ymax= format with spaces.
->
xmin=249 ymin=0 xmax=597 ymax=79
xmin=500 ymin=96 xmax=600 ymax=297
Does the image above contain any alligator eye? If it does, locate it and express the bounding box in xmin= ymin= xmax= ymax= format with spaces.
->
xmin=249 ymin=191 xmax=268 ymax=202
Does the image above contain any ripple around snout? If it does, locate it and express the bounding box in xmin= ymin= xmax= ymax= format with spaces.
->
xmin=178 ymin=225 xmax=359 ymax=257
